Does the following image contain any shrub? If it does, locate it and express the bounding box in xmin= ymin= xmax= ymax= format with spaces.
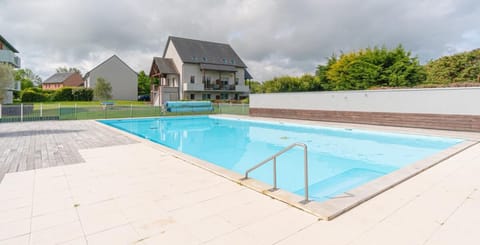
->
xmin=20 ymin=89 xmax=47 ymax=102
xmin=72 ymin=88 xmax=94 ymax=101
xmin=52 ymin=87 xmax=74 ymax=101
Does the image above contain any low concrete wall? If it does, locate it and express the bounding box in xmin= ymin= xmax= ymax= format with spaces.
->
xmin=250 ymin=87 xmax=480 ymax=131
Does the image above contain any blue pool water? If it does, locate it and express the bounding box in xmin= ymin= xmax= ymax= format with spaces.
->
xmin=99 ymin=116 xmax=462 ymax=202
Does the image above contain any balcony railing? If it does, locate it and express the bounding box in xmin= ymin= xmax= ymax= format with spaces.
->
xmin=182 ymin=82 xmax=250 ymax=92
xmin=183 ymin=83 xmax=205 ymax=91
xmin=235 ymin=85 xmax=249 ymax=92
xmin=0 ymin=50 xmax=21 ymax=68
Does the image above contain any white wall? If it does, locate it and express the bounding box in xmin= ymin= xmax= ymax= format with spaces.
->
xmin=87 ymin=56 xmax=138 ymax=100
xmin=250 ymin=87 xmax=480 ymax=115
xmin=164 ymin=41 xmax=183 ymax=99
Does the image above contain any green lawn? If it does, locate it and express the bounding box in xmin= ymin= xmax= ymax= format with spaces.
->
xmin=1 ymin=102 xmax=249 ymax=122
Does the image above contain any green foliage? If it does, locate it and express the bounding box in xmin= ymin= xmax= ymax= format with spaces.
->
xmin=20 ymin=88 xmax=48 ymax=102
xmin=72 ymin=88 xmax=94 ymax=101
xmin=14 ymin=68 xmax=42 ymax=90
xmin=0 ymin=64 xmax=14 ymax=102
xmin=321 ymin=45 xmax=426 ymax=90
xmin=260 ymin=74 xmax=322 ymax=93
xmin=20 ymin=87 xmax=93 ymax=102
xmin=93 ymin=77 xmax=112 ymax=100
xmin=248 ymin=81 xmax=264 ymax=93
xmin=52 ymin=87 xmax=74 ymax=101
xmin=425 ymin=49 xmax=480 ymax=83
xmin=137 ymin=70 xmax=151 ymax=95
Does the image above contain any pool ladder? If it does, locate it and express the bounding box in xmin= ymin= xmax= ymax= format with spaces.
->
xmin=244 ymin=142 xmax=309 ymax=202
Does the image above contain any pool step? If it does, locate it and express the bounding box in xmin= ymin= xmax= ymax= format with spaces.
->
xmin=295 ymin=168 xmax=385 ymax=201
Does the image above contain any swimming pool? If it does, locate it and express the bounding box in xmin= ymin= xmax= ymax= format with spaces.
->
xmin=99 ymin=115 xmax=463 ymax=202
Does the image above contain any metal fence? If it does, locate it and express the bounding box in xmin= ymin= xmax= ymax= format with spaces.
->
xmin=0 ymin=103 xmax=249 ymax=123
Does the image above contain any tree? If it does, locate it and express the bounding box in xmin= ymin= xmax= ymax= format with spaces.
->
xmin=137 ymin=70 xmax=151 ymax=95
xmin=249 ymin=81 xmax=264 ymax=93
xmin=0 ymin=64 xmax=14 ymax=102
xmin=259 ymin=75 xmax=321 ymax=93
xmin=93 ymin=77 xmax=112 ymax=100
xmin=318 ymin=45 xmax=426 ymax=90
xmin=56 ymin=67 xmax=83 ymax=77
xmin=14 ymin=68 xmax=42 ymax=89
xmin=425 ymin=49 xmax=480 ymax=84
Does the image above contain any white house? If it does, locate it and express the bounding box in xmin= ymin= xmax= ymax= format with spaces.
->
xmin=149 ymin=36 xmax=252 ymax=106
xmin=0 ymin=34 xmax=21 ymax=104
xmin=84 ymin=55 xmax=138 ymax=101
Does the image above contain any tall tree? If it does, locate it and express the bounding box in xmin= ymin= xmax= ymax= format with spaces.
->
xmin=425 ymin=49 xmax=480 ymax=84
xmin=137 ymin=70 xmax=151 ymax=95
xmin=56 ymin=67 xmax=83 ymax=77
xmin=320 ymin=45 xmax=425 ymax=90
xmin=14 ymin=68 xmax=42 ymax=89
xmin=0 ymin=64 xmax=14 ymax=102
xmin=93 ymin=77 xmax=112 ymax=100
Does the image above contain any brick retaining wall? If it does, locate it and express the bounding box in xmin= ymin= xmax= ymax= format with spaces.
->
xmin=250 ymin=108 xmax=480 ymax=132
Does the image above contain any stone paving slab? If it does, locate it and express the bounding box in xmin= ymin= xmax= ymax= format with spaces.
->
xmin=1 ymin=119 xmax=480 ymax=244
xmin=0 ymin=120 xmax=137 ymax=182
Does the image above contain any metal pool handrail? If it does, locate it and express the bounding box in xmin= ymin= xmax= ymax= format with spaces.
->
xmin=244 ymin=142 xmax=309 ymax=202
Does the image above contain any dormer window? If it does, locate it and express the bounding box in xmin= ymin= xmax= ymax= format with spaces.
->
xmin=222 ymin=58 xmax=227 ymax=64
xmin=202 ymin=57 xmax=207 ymax=62
xmin=230 ymin=59 xmax=235 ymax=64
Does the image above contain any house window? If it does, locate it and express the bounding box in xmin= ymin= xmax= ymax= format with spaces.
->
xmin=202 ymin=94 xmax=211 ymax=100
xmin=222 ymin=58 xmax=227 ymax=64
xmin=221 ymin=93 xmax=228 ymax=100
xmin=230 ymin=59 xmax=235 ymax=64
xmin=202 ymin=57 xmax=207 ymax=62
xmin=235 ymin=78 xmax=239 ymax=85
xmin=190 ymin=94 xmax=195 ymax=100
xmin=190 ymin=76 xmax=195 ymax=84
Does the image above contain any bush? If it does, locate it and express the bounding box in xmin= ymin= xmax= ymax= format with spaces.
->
xmin=52 ymin=87 xmax=74 ymax=101
xmin=72 ymin=88 xmax=94 ymax=101
xmin=20 ymin=89 xmax=47 ymax=102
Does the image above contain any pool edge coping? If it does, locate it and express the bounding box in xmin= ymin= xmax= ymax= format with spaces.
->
xmin=93 ymin=116 xmax=478 ymax=220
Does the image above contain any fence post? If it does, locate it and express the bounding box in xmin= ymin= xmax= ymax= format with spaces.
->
xmin=20 ymin=103 xmax=23 ymax=122
xmin=58 ymin=103 xmax=61 ymax=118
xmin=75 ymin=103 xmax=77 ymax=120
xmin=130 ymin=104 xmax=133 ymax=117
xmin=40 ymin=103 xmax=43 ymax=117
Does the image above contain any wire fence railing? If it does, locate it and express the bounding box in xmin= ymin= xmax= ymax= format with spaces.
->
xmin=0 ymin=103 xmax=249 ymax=123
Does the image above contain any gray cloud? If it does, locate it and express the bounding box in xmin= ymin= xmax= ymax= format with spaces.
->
xmin=1 ymin=0 xmax=479 ymax=81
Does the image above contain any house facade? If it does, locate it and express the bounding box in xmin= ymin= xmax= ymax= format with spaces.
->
xmin=42 ymin=72 xmax=84 ymax=90
xmin=84 ymin=55 xmax=138 ymax=101
xmin=149 ymin=36 xmax=251 ymax=106
xmin=0 ymin=35 xmax=21 ymax=104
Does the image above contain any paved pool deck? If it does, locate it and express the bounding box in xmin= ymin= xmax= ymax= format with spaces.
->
xmin=1 ymin=117 xmax=480 ymax=244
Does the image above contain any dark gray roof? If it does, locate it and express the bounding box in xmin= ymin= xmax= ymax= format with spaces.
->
xmin=199 ymin=63 xmax=237 ymax=72
xmin=43 ymin=72 xmax=75 ymax=84
xmin=0 ymin=34 xmax=19 ymax=53
xmin=153 ymin=57 xmax=178 ymax=74
xmin=163 ymin=36 xmax=247 ymax=68
xmin=245 ymin=69 xmax=253 ymax=80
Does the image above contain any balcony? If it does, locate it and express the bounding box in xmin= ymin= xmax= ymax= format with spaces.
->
xmin=0 ymin=50 xmax=21 ymax=68
xmin=235 ymin=85 xmax=249 ymax=92
xmin=183 ymin=83 xmax=205 ymax=91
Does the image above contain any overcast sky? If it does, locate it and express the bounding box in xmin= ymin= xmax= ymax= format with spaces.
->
xmin=1 ymin=0 xmax=479 ymax=82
